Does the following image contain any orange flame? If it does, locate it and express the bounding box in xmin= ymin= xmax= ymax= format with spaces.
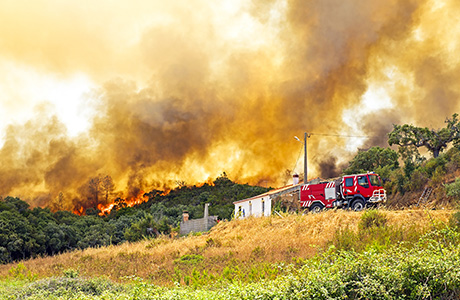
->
xmin=73 ymin=206 xmax=84 ymax=216
xmin=97 ymin=190 xmax=149 ymax=215
xmin=195 ymin=179 xmax=215 ymax=188
xmin=160 ymin=189 xmax=170 ymax=196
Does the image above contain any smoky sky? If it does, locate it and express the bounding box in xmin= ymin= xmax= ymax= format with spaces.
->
xmin=1 ymin=0 xmax=460 ymax=210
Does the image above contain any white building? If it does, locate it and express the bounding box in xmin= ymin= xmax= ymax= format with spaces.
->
xmin=233 ymin=181 xmax=303 ymax=219
xmin=233 ymin=192 xmax=271 ymax=219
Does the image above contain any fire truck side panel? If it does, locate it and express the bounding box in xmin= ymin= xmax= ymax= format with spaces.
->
xmin=325 ymin=187 xmax=335 ymax=200
xmin=301 ymin=183 xmax=326 ymax=201
xmin=300 ymin=182 xmax=337 ymax=208
xmin=301 ymin=183 xmax=325 ymax=208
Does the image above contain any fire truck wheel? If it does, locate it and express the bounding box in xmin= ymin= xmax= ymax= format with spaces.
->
xmin=351 ymin=199 xmax=365 ymax=211
xmin=309 ymin=203 xmax=324 ymax=213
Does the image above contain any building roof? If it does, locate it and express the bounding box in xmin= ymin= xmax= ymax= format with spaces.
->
xmin=233 ymin=182 xmax=303 ymax=205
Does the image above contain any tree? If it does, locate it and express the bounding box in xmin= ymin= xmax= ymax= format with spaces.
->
xmin=344 ymin=147 xmax=399 ymax=175
xmin=3 ymin=196 xmax=30 ymax=214
xmin=87 ymin=175 xmax=102 ymax=208
xmin=50 ymin=192 xmax=65 ymax=212
xmin=43 ymin=222 xmax=65 ymax=255
xmin=388 ymin=113 xmax=460 ymax=158
xmin=86 ymin=174 xmax=114 ymax=207
xmin=124 ymin=213 xmax=160 ymax=242
xmin=213 ymin=172 xmax=232 ymax=187
xmin=77 ymin=224 xmax=112 ymax=248
xmin=101 ymin=175 xmax=115 ymax=204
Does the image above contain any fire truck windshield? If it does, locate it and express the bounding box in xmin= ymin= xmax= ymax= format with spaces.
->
xmin=369 ymin=175 xmax=382 ymax=187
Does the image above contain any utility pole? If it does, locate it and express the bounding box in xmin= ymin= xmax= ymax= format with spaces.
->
xmin=295 ymin=133 xmax=310 ymax=184
xmin=304 ymin=132 xmax=308 ymax=184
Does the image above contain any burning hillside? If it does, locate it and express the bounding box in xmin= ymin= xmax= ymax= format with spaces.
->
xmin=1 ymin=0 xmax=460 ymax=211
xmin=72 ymin=191 xmax=149 ymax=216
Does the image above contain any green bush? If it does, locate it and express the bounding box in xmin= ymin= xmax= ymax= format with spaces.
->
xmin=431 ymin=166 xmax=446 ymax=186
xmin=331 ymin=211 xmax=423 ymax=254
xmin=445 ymin=178 xmax=460 ymax=201
xmin=445 ymin=147 xmax=460 ymax=171
xmin=388 ymin=169 xmax=410 ymax=195
xmin=359 ymin=210 xmax=387 ymax=230
xmin=450 ymin=211 xmax=460 ymax=229
xmin=423 ymin=155 xmax=447 ymax=177
xmin=9 ymin=277 xmax=125 ymax=299
xmin=8 ymin=263 xmax=36 ymax=281
xmin=331 ymin=226 xmax=358 ymax=251
xmin=407 ymin=169 xmax=429 ymax=192
xmin=63 ymin=269 xmax=79 ymax=279
xmin=174 ymin=254 xmax=204 ymax=266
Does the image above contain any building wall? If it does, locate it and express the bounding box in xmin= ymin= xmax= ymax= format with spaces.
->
xmin=234 ymin=196 xmax=271 ymax=219
xmin=179 ymin=203 xmax=218 ymax=235
xmin=179 ymin=216 xmax=218 ymax=235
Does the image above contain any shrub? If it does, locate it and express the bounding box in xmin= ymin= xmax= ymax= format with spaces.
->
xmin=63 ymin=269 xmax=79 ymax=278
xmin=445 ymin=147 xmax=460 ymax=171
xmin=205 ymin=237 xmax=222 ymax=248
xmin=174 ymin=254 xmax=204 ymax=266
xmin=407 ymin=169 xmax=429 ymax=192
xmin=445 ymin=178 xmax=460 ymax=202
xmin=8 ymin=263 xmax=35 ymax=281
xmin=431 ymin=166 xmax=446 ymax=186
xmin=449 ymin=211 xmax=460 ymax=229
xmin=423 ymin=155 xmax=447 ymax=177
xmin=250 ymin=246 xmax=266 ymax=260
xmin=331 ymin=211 xmax=423 ymax=254
xmin=15 ymin=277 xmax=124 ymax=298
xmin=359 ymin=210 xmax=387 ymax=231
xmin=123 ymin=213 xmax=169 ymax=242
xmin=391 ymin=169 xmax=409 ymax=195
xmin=331 ymin=226 xmax=358 ymax=251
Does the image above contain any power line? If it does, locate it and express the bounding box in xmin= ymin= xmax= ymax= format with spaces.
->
xmin=309 ymin=132 xmax=386 ymax=138
xmin=288 ymin=131 xmax=387 ymax=183
xmin=292 ymin=143 xmax=303 ymax=174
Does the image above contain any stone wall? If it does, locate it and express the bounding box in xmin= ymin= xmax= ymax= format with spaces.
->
xmin=179 ymin=216 xmax=218 ymax=235
xmin=179 ymin=203 xmax=218 ymax=235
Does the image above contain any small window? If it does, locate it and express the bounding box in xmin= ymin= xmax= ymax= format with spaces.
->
xmin=249 ymin=201 xmax=252 ymax=216
xmin=369 ymin=175 xmax=382 ymax=187
xmin=262 ymin=199 xmax=265 ymax=214
xmin=345 ymin=178 xmax=353 ymax=187
xmin=358 ymin=176 xmax=369 ymax=188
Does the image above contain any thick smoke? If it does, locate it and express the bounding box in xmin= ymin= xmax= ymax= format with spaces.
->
xmin=317 ymin=156 xmax=342 ymax=179
xmin=1 ymin=0 xmax=460 ymax=210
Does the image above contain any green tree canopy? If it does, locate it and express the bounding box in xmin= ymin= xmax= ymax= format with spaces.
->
xmin=344 ymin=147 xmax=399 ymax=175
xmin=388 ymin=113 xmax=460 ymax=158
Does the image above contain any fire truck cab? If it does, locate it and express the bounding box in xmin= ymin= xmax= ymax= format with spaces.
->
xmin=300 ymin=172 xmax=386 ymax=212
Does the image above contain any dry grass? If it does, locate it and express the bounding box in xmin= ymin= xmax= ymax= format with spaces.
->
xmin=0 ymin=209 xmax=453 ymax=286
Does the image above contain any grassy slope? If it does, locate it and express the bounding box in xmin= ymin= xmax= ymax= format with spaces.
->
xmin=0 ymin=209 xmax=453 ymax=287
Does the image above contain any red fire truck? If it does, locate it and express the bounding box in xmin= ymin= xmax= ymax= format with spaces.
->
xmin=300 ymin=172 xmax=386 ymax=212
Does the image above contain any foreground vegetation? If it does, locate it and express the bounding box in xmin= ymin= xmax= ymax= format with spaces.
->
xmin=3 ymin=236 xmax=460 ymax=299
xmin=1 ymin=209 xmax=459 ymax=299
